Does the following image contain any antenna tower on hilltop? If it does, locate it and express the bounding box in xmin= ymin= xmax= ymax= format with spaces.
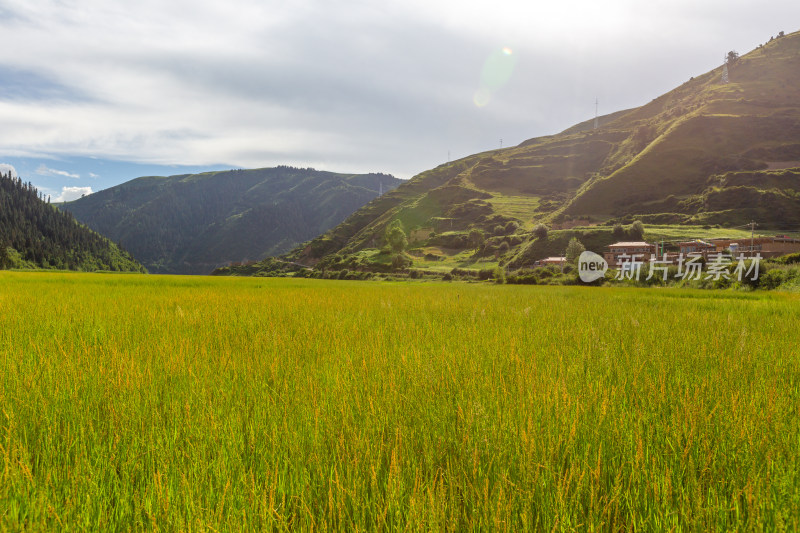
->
xmin=594 ymin=98 xmax=599 ymax=129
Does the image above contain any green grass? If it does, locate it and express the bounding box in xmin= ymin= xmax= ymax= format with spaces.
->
xmin=408 ymin=247 xmax=498 ymax=272
xmin=643 ymin=224 xmax=760 ymax=240
xmin=2 ymin=272 xmax=800 ymax=530
xmin=485 ymin=195 xmax=541 ymax=227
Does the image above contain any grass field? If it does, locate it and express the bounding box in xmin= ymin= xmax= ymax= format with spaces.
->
xmin=485 ymin=196 xmax=541 ymax=229
xmin=1 ymin=272 xmax=799 ymax=530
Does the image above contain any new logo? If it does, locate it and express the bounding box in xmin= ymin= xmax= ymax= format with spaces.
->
xmin=578 ymin=251 xmax=608 ymax=283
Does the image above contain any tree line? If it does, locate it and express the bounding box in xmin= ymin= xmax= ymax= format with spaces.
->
xmin=0 ymin=172 xmax=144 ymax=271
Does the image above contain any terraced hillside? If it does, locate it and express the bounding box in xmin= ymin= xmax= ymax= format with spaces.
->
xmin=285 ymin=30 xmax=800 ymax=270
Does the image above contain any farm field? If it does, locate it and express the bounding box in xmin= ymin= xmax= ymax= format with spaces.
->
xmin=1 ymin=272 xmax=799 ymax=530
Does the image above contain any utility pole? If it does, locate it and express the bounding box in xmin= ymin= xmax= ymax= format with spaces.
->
xmin=750 ymin=220 xmax=757 ymax=255
xmin=722 ymin=55 xmax=729 ymax=84
xmin=500 ymin=138 xmax=503 ymax=149
xmin=594 ymin=98 xmax=599 ymax=130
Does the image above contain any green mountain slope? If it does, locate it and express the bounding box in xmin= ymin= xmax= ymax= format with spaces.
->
xmin=285 ymin=30 xmax=800 ymax=269
xmin=0 ymin=172 xmax=144 ymax=272
xmin=62 ymin=167 xmax=401 ymax=274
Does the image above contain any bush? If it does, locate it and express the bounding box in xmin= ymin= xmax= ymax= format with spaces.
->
xmin=773 ymin=253 xmax=800 ymax=265
xmin=630 ymin=220 xmax=645 ymax=239
xmin=533 ymin=224 xmax=549 ymax=240
xmin=391 ymin=253 xmax=412 ymax=270
xmin=506 ymin=269 xmax=538 ymax=284
xmin=758 ymin=268 xmax=786 ymax=290
xmin=565 ymin=237 xmax=585 ymax=264
xmin=478 ymin=268 xmax=494 ymax=281
xmin=469 ymin=228 xmax=485 ymax=249
xmin=385 ymin=221 xmax=408 ymax=253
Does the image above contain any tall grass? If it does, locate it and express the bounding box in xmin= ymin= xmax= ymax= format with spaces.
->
xmin=1 ymin=272 xmax=799 ymax=530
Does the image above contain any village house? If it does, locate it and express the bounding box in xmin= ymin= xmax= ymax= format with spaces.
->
xmin=603 ymin=235 xmax=800 ymax=270
xmin=710 ymin=236 xmax=800 ymax=258
xmin=603 ymin=242 xmax=656 ymax=267
xmin=678 ymin=239 xmax=716 ymax=259
xmin=536 ymin=256 xmax=567 ymax=267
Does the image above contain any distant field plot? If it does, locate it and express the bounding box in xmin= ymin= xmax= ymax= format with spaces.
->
xmin=485 ymin=195 xmax=541 ymax=227
xmin=1 ymin=273 xmax=799 ymax=530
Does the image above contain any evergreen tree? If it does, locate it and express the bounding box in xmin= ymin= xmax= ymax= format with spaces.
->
xmin=0 ymin=172 xmax=144 ymax=272
xmin=0 ymin=242 xmax=9 ymax=269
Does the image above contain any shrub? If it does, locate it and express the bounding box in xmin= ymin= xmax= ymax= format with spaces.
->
xmin=773 ymin=253 xmax=800 ymax=265
xmin=385 ymin=221 xmax=408 ymax=253
xmin=630 ymin=220 xmax=645 ymax=239
xmin=758 ymin=268 xmax=786 ymax=290
xmin=533 ymin=224 xmax=549 ymax=240
xmin=469 ymin=228 xmax=485 ymax=249
xmin=506 ymin=269 xmax=538 ymax=284
xmin=505 ymin=221 xmax=520 ymax=234
xmin=478 ymin=268 xmax=494 ymax=281
xmin=565 ymin=237 xmax=585 ymax=265
xmin=391 ymin=253 xmax=412 ymax=270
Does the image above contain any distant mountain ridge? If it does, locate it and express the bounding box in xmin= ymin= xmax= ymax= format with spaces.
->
xmin=0 ymin=172 xmax=144 ymax=272
xmin=284 ymin=29 xmax=800 ymax=268
xmin=62 ymin=166 xmax=401 ymax=274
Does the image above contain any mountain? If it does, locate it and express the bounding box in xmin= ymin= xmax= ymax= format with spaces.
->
xmin=61 ymin=166 xmax=401 ymax=274
xmin=282 ymin=30 xmax=800 ymax=271
xmin=0 ymin=172 xmax=144 ymax=272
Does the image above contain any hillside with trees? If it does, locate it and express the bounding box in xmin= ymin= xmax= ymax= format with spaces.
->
xmin=62 ymin=167 xmax=401 ymax=274
xmin=0 ymin=172 xmax=144 ymax=272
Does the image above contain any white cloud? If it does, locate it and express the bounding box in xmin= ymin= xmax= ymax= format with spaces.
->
xmin=54 ymin=186 xmax=93 ymax=202
xmin=0 ymin=0 xmax=798 ymax=181
xmin=0 ymin=163 xmax=17 ymax=178
xmin=35 ymin=164 xmax=80 ymax=179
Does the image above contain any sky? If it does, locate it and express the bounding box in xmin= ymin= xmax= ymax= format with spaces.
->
xmin=0 ymin=0 xmax=798 ymax=202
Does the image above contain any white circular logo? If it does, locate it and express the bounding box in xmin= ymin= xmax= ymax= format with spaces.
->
xmin=578 ymin=251 xmax=608 ymax=283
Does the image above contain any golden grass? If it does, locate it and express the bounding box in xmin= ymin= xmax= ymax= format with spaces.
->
xmin=1 ymin=272 xmax=799 ymax=530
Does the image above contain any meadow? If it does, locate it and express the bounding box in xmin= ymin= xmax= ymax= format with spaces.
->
xmin=1 ymin=272 xmax=799 ymax=530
